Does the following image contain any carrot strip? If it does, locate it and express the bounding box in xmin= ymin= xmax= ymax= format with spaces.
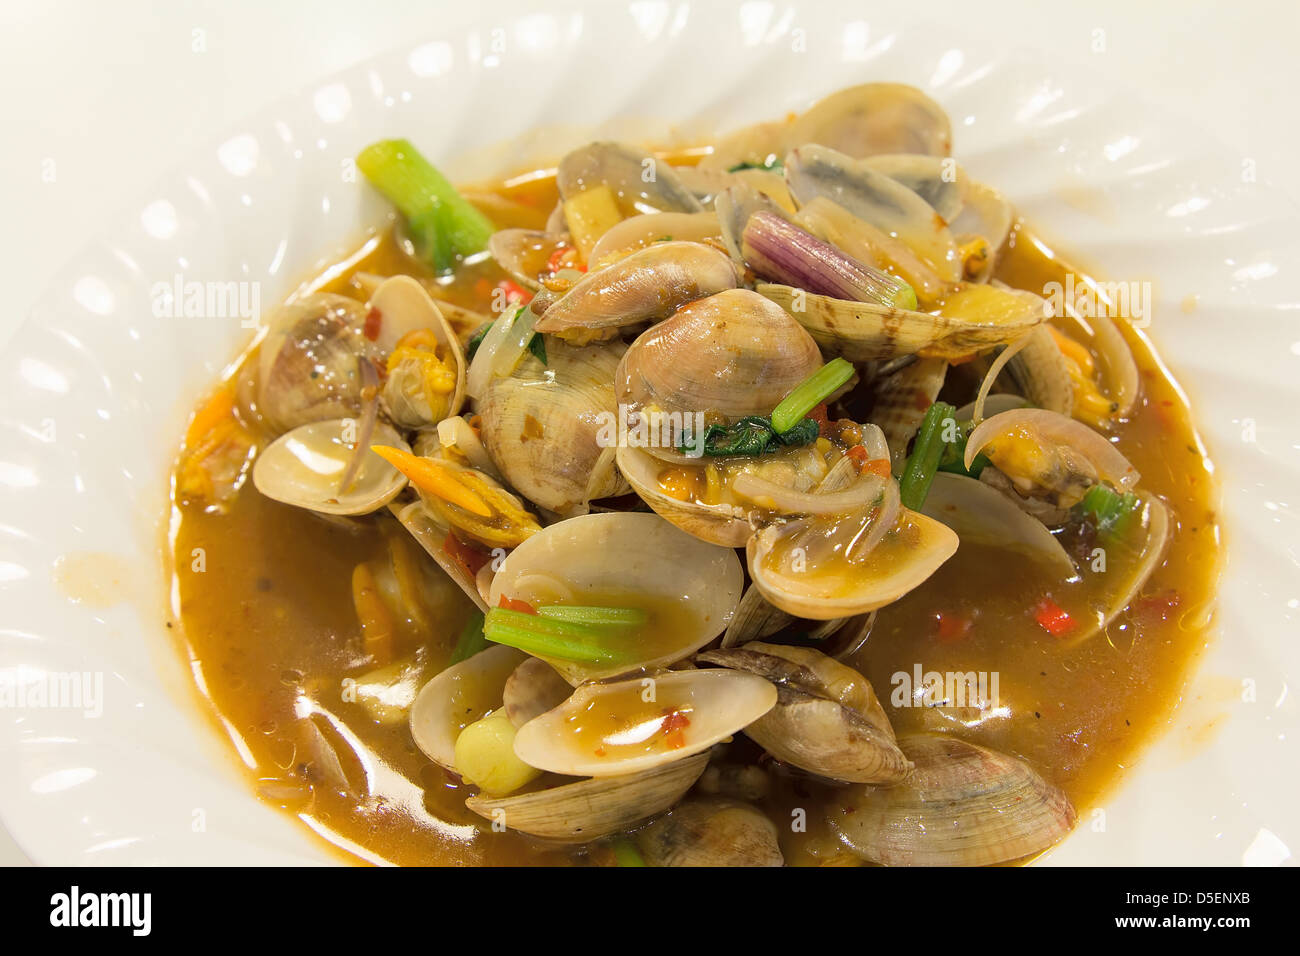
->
xmin=370 ymin=445 xmax=492 ymax=517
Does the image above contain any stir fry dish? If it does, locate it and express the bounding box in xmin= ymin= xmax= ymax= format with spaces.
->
xmin=169 ymin=82 xmax=1219 ymax=866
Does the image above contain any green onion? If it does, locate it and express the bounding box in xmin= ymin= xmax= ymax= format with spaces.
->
xmin=448 ymin=611 xmax=488 ymax=665
xmin=612 ymin=837 xmax=647 ymax=867
xmin=771 ymin=358 xmax=855 ymax=434
xmin=936 ymin=418 xmax=990 ymax=479
xmin=1078 ymin=484 xmax=1140 ymax=540
xmin=483 ymin=608 xmax=626 ymax=664
xmin=727 ymin=156 xmax=783 ymax=173
xmin=537 ymin=605 xmax=648 ymax=627
xmin=900 ymin=401 xmax=957 ymax=510
xmin=356 ymin=139 xmax=495 ymax=273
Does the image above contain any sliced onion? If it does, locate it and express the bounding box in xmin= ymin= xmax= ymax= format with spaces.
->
xmin=971 ymin=332 xmax=1033 ymax=425
xmin=964 ymin=407 xmax=1140 ymax=489
xmin=437 ymin=415 xmax=502 ymax=481
xmin=732 ymin=469 xmax=885 ymax=515
xmin=846 ymin=478 xmax=901 ymax=560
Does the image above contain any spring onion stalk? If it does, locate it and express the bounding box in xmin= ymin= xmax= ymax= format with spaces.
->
xmin=1078 ymin=483 xmax=1140 ymax=539
xmin=899 ymin=401 xmax=957 ymax=510
xmin=448 ymin=611 xmax=488 ymax=665
xmin=612 ymin=838 xmax=647 ymax=867
xmin=771 ymin=358 xmax=856 ymax=434
xmin=936 ymin=418 xmax=991 ymax=479
xmin=537 ymin=605 xmax=649 ymax=627
xmin=483 ymin=608 xmax=626 ymax=664
xmin=356 ymin=139 xmax=495 ymax=273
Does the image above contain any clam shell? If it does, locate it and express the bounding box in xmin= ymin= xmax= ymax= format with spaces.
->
xmin=616 ymin=288 xmax=822 ymax=420
xmin=252 ymin=419 xmax=409 ymax=516
xmin=512 ymin=669 xmax=777 ymax=777
xmin=920 ymin=472 xmax=1077 ymax=577
xmin=827 ymin=734 xmax=1076 ymax=866
xmin=756 ymin=282 xmax=1048 ymax=362
xmin=785 ymin=144 xmax=962 ymax=281
xmin=866 ymin=153 xmax=968 ymax=223
xmin=869 ymin=356 xmax=948 ymax=469
xmin=533 ymin=241 xmax=737 ymax=342
xmin=588 ymin=212 xmax=721 ymax=263
xmin=502 ymin=657 xmax=572 ymax=728
xmin=785 ymin=83 xmax=952 ymax=159
xmin=698 ymin=642 xmax=907 ymax=784
xmin=408 ymin=645 xmax=527 ymax=771
xmin=747 ymin=506 xmax=959 ymax=619
xmin=557 ymin=141 xmax=704 ymax=214
xmin=636 ymin=798 xmax=784 ymax=867
xmin=488 ymin=512 xmax=745 ymax=682
xmin=615 ymin=444 xmax=753 ymax=548
xmin=464 ymin=752 xmax=708 ymax=843
xmin=370 ymin=275 xmax=467 ymax=428
xmin=478 ymin=339 xmax=630 ymax=514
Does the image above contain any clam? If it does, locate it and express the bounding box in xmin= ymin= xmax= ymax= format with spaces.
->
xmin=478 ymin=339 xmax=631 ymax=515
xmin=747 ymin=495 xmax=959 ymax=619
xmin=635 ymin=798 xmax=784 ymax=867
xmin=370 ymin=275 xmax=467 ymax=429
xmin=488 ymin=512 xmax=745 ymax=683
xmin=255 ymin=293 xmax=380 ymax=436
xmin=588 ymin=212 xmax=721 ymax=263
xmin=826 ymin=734 xmax=1076 ymax=866
xmin=252 ymin=419 xmax=409 ymax=515
xmin=785 ymin=82 xmax=952 ymax=159
xmin=557 ymin=141 xmax=704 ymax=215
xmin=464 ymin=753 xmax=708 ymax=842
xmin=920 ymin=472 xmax=1077 ymax=577
xmin=408 ymin=644 xmax=527 ymax=772
xmin=488 ymin=228 xmax=571 ymax=291
xmin=698 ymin=642 xmax=908 ymax=784
xmin=616 ymin=288 xmax=823 ymax=423
xmin=697 ymin=120 xmax=787 ymax=174
xmin=948 ymin=181 xmax=1014 ymax=282
xmin=756 ymin=281 xmax=1048 ymax=362
xmin=532 ymin=241 xmax=738 ymax=343
xmin=512 ymin=668 xmax=777 ymax=777
xmin=964 ymin=407 xmax=1140 ymax=509
xmin=1002 ymin=325 xmax=1075 ymax=416
xmin=784 ymin=144 xmax=962 ymax=281
xmin=865 ymin=153 xmax=967 ymax=223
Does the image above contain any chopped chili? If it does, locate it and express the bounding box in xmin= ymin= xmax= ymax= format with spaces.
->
xmin=1033 ymin=597 xmax=1077 ymax=637
xmin=441 ymin=532 xmax=491 ymax=578
xmin=363 ymin=306 xmax=383 ymax=341
xmin=497 ymin=594 xmax=537 ymax=615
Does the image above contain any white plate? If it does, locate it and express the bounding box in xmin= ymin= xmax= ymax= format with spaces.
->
xmin=0 ymin=2 xmax=1296 ymax=866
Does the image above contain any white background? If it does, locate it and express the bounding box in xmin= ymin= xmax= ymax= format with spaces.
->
xmin=1 ymin=0 xmax=1296 ymax=866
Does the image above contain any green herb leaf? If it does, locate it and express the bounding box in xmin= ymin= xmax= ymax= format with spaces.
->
xmin=448 ymin=611 xmax=488 ymax=665
xmin=527 ymin=331 xmax=548 ymax=365
xmin=727 ymin=156 xmax=784 ymax=173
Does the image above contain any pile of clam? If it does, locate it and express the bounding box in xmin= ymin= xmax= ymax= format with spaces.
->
xmin=237 ymin=82 xmax=1174 ymax=865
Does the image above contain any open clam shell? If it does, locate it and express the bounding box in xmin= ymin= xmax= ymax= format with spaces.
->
xmin=785 ymin=82 xmax=952 ymax=159
xmin=408 ymin=645 xmax=528 ymax=772
xmin=513 ymin=669 xmax=777 ymax=777
xmin=252 ymin=419 xmax=409 ymax=516
xmin=920 ymin=472 xmax=1077 ymax=577
xmin=827 ymin=734 xmax=1076 ymax=866
xmin=488 ymin=512 xmax=745 ymax=683
xmin=747 ymin=504 xmax=959 ymax=620
xmin=370 ymin=275 xmax=468 ymax=429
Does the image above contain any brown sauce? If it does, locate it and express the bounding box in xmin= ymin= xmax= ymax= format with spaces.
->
xmin=167 ymin=166 xmax=1220 ymax=866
